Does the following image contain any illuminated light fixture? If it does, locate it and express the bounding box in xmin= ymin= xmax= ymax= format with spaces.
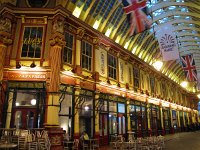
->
xmin=16 ymin=102 xmax=19 ymax=106
xmin=84 ymin=104 xmax=89 ymax=111
xmin=16 ymin=61 xmax=21 ymax=69
xmin=124 ymin=41 xmax=130 ymax=49
xmin=132 ymin=47 xmax=137 ymax=54
xmin=138 ymin=52 xmax=142 ymax=58
xmin=180 ymin=81 xmax=188 ymax=88
xmin=115 ymin=36 xmax=120 ymax=43
xmin=197 ymin=94 xmax=200 ymax=99
xmin=144 ymin=56 xmax=148 ymax=62
xmin=31 ymin=99 xmax=37 ymax=105
xmin=93 ymin=20 xmax=100 ymax=29
xmin=30 ymin=61 xmax=36 ymax=68
xmin=105 ymin=28 xmax=111 ymax=37
xmin=153 ymin=60 xmax=163 ymax=71
xmin=72 ymin=6 xmax=83 ymax=18
xmin=107 ymin=79 xmax=111 ymax=84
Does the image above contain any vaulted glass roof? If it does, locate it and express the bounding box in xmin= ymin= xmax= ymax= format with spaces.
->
xmin=65 ymin=0 xmax=200 ymax=92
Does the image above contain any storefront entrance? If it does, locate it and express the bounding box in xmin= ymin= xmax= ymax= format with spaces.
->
xmin=12 ymin=108 xmax=37 ymax=129
xmin=3 ymin=82 xmax=46 ymax=129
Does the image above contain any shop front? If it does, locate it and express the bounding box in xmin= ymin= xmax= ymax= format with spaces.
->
xmin=149 ymin=104 xmax=161 ymax=136
xmin=3 ymin=81 xmax=46 ymax=129
xmin=129 ymin=101 xmax=147 ymax=138
xmin=98 ymin=93 xmax=127 ymax=144
xmin=163 ymin=107 xmax=171 ymax=134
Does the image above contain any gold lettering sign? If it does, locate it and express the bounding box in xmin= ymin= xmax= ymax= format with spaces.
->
xmin=23 ymin=38 xmax=42 ymax=45
xmin=8 ymin=72 xmax=46 ymax=81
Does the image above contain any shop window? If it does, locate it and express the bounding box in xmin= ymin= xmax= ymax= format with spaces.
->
xmin=108 ymin=54 xmax=117 ymax=80
xmin=59 ymin=94 xmax=72 ymax=137
xmin=21 ymin=26 xmax=43 ymax=58
xmin=63 ymin=32 xmax=74 ymax=64
xmin=133 ymin=67 xmax=140 ymax=91
xmin=15 ymin=90 xmax=38 ymax=107
xmin=81 ymin=40 xmax=93 ymax=71
xmin=118 ymin=103 xmax=125 ymax=113
xmin=109 ymin=113 xmax=117 ymax=134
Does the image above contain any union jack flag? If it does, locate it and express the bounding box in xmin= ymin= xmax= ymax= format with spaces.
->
xmin=122 ymin=0 xmax=152 ymax=36
xmin=181 ymin=54 xmax=197 ymax=82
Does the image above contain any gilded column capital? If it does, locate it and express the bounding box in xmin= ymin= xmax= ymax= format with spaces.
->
xmin=0 ymin=33 xmax=13 ymax=45
xmin=0 ymin=16 xmax=13 ymax=45
xmin=49 ymin=34 xmax=66 ymax=47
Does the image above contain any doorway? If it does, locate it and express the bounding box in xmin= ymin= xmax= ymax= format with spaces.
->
xmin=12 ymin=108 xmax=37 ymax=129
xmin=7 ymin=87 xmax=45 ymax=129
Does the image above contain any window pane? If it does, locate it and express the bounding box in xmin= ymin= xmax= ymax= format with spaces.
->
xmin=21 ymin=26 xmax=43 ymax=58
xmin=81 ymin=41 xmax=92 ymax=71
xmin=108 ymin=54 xmax=117 ymax=79
xmin=64 ymin=32 xmax=73 ymax=64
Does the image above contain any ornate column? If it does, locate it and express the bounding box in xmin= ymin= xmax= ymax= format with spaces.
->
xmin=73 ymin=86 xmax=81 ymax=139
xmin=73 ymin=27 xmax=85 ymax=74
xmin=146 ymin=103 xmax=151 ymax=136
xmin=0 ymin=14 xmax=13 ymax=128
xmin=160 ymin=106 xmax=165 ymax=135
xmin=0 ymin=16 xmax=13 ymax=80
xmin=45 ymin=15 xmax=65 ymax=150
xmin=177 ymin=111 xmax=181 ymax=131
xmin=169 ymin=109 xmax=174 ymax=134
xmin=94 ymin=91 xmax=100 ymax=139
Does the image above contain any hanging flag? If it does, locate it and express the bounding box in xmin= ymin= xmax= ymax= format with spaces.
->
xmin=156 ymin=24 xmax=180 ymax=61
xmin=122 ymin=0 xmax=152 ymax=36
xmin=181 ymin=54 xmax=197 ymax=82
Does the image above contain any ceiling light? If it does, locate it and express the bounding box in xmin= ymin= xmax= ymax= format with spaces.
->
xmin=84 ymin=104 xmax=89 ymax=111
xmin=31 ymin=99 xmax=37 ymax=105
xmin=180 ymin=81 xmax=188 ymax=88
xmin=93 ymin=20 xmax=100 ymax=29
xmin=153 ymin=60 xmax=163 ymax=71
xmin=16 ymin=102 xmax=19 ymax=106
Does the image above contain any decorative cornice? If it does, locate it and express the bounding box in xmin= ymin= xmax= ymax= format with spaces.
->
xmin=76 ymin=27 xmax=85 ymax=39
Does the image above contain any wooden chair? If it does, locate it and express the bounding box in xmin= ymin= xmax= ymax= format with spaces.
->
xmin=91 ymin=139 xmax=100 ymax=150
xmin=18 ymin=136 xmax=26 ymax=150
xmin=72 ymin=139 xmax=79 ymax=150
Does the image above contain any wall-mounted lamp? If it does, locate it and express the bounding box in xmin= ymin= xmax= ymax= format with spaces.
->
xmin=197 ymin=94 xmax=200 ymax=99
xmin=107 ymin=79 xmax=111 ymax=84
xmin=31 ymin=99 xmax=37 ymax=105
xmin=117 ymin=83 xmax=121 ymax=87
xmin=84 ymin=104 xmax=89 ymax=111
xmin=16 ymin=61 xmax=21 ymax=69
xmin=30 ymin=61 xmax=36 ymax=68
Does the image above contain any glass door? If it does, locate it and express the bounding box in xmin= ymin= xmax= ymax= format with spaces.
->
xmin=13 ymin=108 xmax=37 ymax=129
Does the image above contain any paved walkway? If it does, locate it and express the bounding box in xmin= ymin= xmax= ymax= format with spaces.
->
xmin=99 ymin=131 xmax=200 ymax=150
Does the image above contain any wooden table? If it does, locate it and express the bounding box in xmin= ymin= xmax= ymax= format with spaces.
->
xmin=63 ymin=141 xmax=74 ymax=150
xmin=0 ymin=143 xmax=18 ymax=150
xmin=88 ymin=139 xmax=99 ymax=150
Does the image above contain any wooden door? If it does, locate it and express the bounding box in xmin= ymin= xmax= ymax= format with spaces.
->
xmin=12 ymin=107 xmax=37 ymax=129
